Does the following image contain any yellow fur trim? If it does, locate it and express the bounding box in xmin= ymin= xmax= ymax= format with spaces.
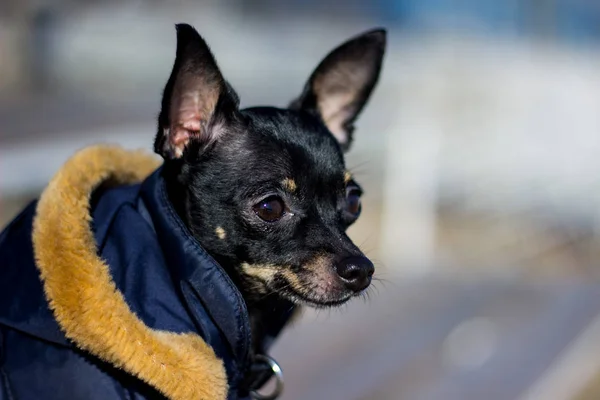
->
xmin=32 ymin=145 xmax=228 ymax=400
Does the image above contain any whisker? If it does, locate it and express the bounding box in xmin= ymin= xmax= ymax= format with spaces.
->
xmin=348 ymin=159 xmax=373 ymax=173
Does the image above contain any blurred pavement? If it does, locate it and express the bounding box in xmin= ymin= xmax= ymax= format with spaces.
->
xmin=271 ymin=276 xmax=600 ymax=400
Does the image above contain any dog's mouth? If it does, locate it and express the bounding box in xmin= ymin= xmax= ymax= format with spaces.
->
xmin=276 ymin=286 xmax=356 ymax=308
xmin=241 ymin=258 xmax=373 ymax=308
xmin=268 ymin=279 xmax=352 ymax=308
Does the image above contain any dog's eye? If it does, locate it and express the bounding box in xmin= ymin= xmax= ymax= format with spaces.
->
xmin=254 ymin=196 xmax=285 ymax=222
xmin=346 ymin=189 xmax=362 ymax=217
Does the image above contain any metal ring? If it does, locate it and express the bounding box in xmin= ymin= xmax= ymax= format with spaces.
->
xmin=250 ymin=354 xmax=284 ymax=400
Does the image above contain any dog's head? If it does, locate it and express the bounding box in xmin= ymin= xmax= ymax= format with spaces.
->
xmin=156 ymin=24 xmax=385 ymax=308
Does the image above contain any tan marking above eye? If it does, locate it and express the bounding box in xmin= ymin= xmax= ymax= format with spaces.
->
xmin=281 ymin=178 xmax=297 ymax=193
xmin=344 ymin=171 xmax=352 ymax=184
xmin=215 ymin=226 xmax=226 ymax=240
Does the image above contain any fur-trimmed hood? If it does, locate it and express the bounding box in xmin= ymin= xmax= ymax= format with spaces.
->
xmin=0 ymin=145 xmax=292 ymax=400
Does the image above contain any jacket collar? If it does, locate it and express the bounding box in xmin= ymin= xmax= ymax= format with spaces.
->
xmin=32 ymin=146 xmax=229 ymax=400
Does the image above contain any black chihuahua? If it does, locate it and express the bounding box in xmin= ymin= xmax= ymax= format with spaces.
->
xmin=0 ymin=23 xmax=386 ymax=400
xmin=159 ymin=24 xmax=386 ymax=346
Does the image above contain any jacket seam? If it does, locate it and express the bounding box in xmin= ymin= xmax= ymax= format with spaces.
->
xmin=0 ymin=368 xmax=14 ymax=400
xmin=0 ymin=327 xmax=14 ymax=400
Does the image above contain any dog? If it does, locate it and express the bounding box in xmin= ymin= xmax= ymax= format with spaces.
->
xmin=0 ymin=23 xmax=386 ymax=400
xmin=157 ymin=23 xmax=386 ymax=349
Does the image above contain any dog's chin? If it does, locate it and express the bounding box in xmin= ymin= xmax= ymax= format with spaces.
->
xmin=275 ymin=287 xmax=357 ymax=309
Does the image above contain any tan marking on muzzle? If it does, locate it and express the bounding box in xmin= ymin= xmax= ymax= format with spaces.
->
xmin=281 ymin=270 xmax=304 ymax=292
xmin=281 ymin=254 xmax=334 ymax=296
xmin=241 ymin=263 xmax=278 ymax=283
xmin=304 ymin=254 xmax=333 ymax=273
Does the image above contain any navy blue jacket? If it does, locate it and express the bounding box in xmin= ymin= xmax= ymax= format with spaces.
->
xmin=0 ymin=147 xmax=292 ymax=400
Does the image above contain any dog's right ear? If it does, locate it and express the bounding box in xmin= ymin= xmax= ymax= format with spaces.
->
xmin=155 ymin=24 xmax=240 ymax=160
xmin=289 ymin=29 xmax=386 ymax=152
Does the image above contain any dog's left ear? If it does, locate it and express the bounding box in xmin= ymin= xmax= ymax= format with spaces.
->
xmin=290 ymin=28 xmax=386 ymax=151
xmin=155 ymin=24 xmax=240 ymax=160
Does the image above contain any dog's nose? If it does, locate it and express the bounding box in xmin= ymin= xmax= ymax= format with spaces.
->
xmin=335 ymin=256 xmax=374 ymax=293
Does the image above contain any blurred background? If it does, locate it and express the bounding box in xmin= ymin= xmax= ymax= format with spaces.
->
xmin=2 ymin=1 xmax=600 ymax=399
